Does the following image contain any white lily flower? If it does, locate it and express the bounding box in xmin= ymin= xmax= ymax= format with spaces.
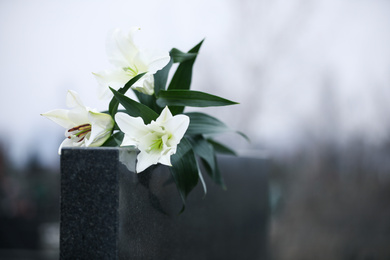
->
xmin=115 ymin=106 xmax=190 ymax=173
xmin=41 ymin=90 xmax=115 ymax=154
xmin=93 ymin=27 xmax=170 ymax=99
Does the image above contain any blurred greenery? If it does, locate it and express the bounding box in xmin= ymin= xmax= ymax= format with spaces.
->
xmin=0 ymin=145 xmax=59 ymax=251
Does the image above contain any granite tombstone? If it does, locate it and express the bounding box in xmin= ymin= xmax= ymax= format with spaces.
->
xmin=60 ymin=147 xmax=268 ymax=259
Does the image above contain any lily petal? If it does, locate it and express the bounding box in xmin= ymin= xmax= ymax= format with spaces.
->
xmin=115 ymin=113 xmax=149 ymax=143
xmin=131 ymin=74 xmax=154 ymax=95
xmin=165 ymin=114 xmax=190 ymax=142
xmin=106 ymin=27 xmax=140 ymax=68
xmin=41 ymin=109 xmax=73 ymax=129
xmin=136 ymin=149 xmax=161 ymax=173
xmin=42 ymin=90 xmax=115 ymax=153
xmin=66 ymin=90 xmax=85 ymax=109
xmin=86 ymin=111 xmax=115 ymax=147
xmin=67 ymin=106 xmax=89 ymax=126
xmin=158 ymin=149 xmax=173 ymax=166
xmin=95 ymin=27 xmax=170 ymax=98
xmin=155 ymin=106 xmax=173 ymax=125
xmin=138 ymin=49 xmax=171 ymax=74
xmin=93 ymin=69 xmax=131 ymax=99
xmin=58 ymin=136 xmax=83 ymax=155
xmin=116 ymin=106 xmax=189 ymax=173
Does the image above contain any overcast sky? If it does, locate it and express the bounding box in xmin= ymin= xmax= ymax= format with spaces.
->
xmin=1 ymin=0 xmax=390 ymax=167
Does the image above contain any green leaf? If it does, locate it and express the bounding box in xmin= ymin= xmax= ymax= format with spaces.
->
xmin=133 ymin=91 xmax=156 ymax=111
xmin=189 ymin=136 xmax=226 ymax=189
xmin=108 ymin=73 xmax=146 ymax=117
xmin=196 ymin=162 xmax=207 ymax=196
xmin=168 ymin=39 xmax=203 ymax=91
xmin=207 ymin=139 xmax=237 ymax=156
xmin=156 ymin=89 xmax=238 ymax=108
xmin=110 ymin=88 xmax=159 ymax=124
xmin=154 ymin=59 xmax=173 ymax=94
xmin=101 ymin=131 xmax=124 ymax=147
xmin=184 ymin=112 xmax=238 ymax=136
xmin=170 ymin=48 xmax=198 ymax=63
xmin=167 ymin=40 xmax=204 ymax=115
xmin=132 ymin=60 xmax=173 ymax=114
xmin=169 ymin=137 xmax=199 ymax=213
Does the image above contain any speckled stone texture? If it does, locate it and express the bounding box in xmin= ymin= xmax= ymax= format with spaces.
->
xmin=60 ymin=147 xmax=268 ymax=260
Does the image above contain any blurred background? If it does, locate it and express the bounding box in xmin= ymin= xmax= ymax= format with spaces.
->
xmin=1 ymin=0 xmax=390 ymax=259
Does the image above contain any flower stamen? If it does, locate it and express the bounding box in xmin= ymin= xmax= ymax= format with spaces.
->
xmin=148 ymin=138 xmax=164 ymax=152
xmin=67 ymin=124 xmax=92 ymax=142
xmin=123 ymin=65 xmax=139 ymax=77
xmin=68 ymin=123 xmax=91 ymax=132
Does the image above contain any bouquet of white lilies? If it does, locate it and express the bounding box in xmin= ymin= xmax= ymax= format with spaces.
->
xmin=42 ymin=27 xmax=245 ymax=211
